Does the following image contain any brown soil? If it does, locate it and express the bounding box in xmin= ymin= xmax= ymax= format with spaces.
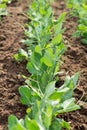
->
xmin=0 ymin=0 xmax=29 ymax=129
xmin=0 ymin=0 xmax=87 ymax=130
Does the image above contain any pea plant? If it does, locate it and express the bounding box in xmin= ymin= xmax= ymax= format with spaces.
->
xmin=66 ymin=0 xmax=87 ymax=44
xmin=8 ymin=0 xmax=80 ymax=130
xmin=8 ymin=73 xmax=79 ymax=130
xmin=0 ymin=0 xmax=11 ymax=20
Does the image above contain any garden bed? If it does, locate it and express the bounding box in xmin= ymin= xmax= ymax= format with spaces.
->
xmin=0 ymin=0 xmax=87 ymax=129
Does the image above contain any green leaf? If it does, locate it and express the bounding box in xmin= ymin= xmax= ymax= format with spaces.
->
xmin=0 ymin=3 xmax=6 ymax=9
xmin=40 ymin=71 xmax=50 ymax=90
xmin=49 ymin=87 xmax=69 ymax=100
xmin=61 ymin=98 xmax=80 ymax=112
xmin=35 ymin=45 xmax=42 ymax=55
xmin=27 ymin=52 xmax=41 ymax=74
xmin=54 ymin=12 xmax=66 ymax=35
xmin=82 ymin=4 xmax=87 ymax=11
xmin=57 ymin=12 xmax=66 ymax=23
xmin=8 ymin=115 xmax=17 ymax=129
xmin=42 ymin=103 xmax=52 ymax=128
xmin=52 ymin=34 xmax=62 ymax=45
xmin=78 ymin=24 xmax=87 ymax=32
xmin=14 ymin=49 xmax=28 ymax=62
xmin=19 ymin=49 xmax=28 ymax=59
xmin=58 ymin=76 xmax=77 ymax=102
xmin=19 ymin=85 xmax=31 ymax=105
xmin=81 ymin=38 xmax=87 ymax=44
xmin=22 ymin=39 xmax=36 ymax=46
xmin=60 ymin=72 xmax=79 ymax=90
xmin=14 ymin=53 xmax=21 ymax=62
xmin=41 ymin=48 xmax=54 ymax=67
xmin=45 ymin=81 xmax=56 ymax=98
xmin=27 ymin=61 xmax=41 ymax=75
xmin=71 ymin=72 xmax=79 ymax=87
xmin=25 ymin=116 xmax=40 ymax=130
xmin=61 ymin=120 xmax=70 ymax=130
xmin=50 ymin=118 xmax=62 ymax=130
xmin=8 ymin=115 xmax=26 ymax=130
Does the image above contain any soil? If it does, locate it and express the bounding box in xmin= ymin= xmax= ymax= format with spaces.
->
xmin=0 ymin=0 xmax=29 ymax=129
xmin=0 ymin=0 xmax=87 ymax=130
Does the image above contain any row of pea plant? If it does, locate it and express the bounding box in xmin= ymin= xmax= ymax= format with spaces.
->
xmin=66 ymin=0 xmax=87 ymax=44
xmin=8 ymin=0 xmax=80 ymax=130
xmin=0 ymin=0 xmax=11 ymax=21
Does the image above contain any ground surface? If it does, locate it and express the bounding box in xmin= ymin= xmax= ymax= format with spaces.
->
xmin=0 ymin=0 xmax=87 ymax=130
